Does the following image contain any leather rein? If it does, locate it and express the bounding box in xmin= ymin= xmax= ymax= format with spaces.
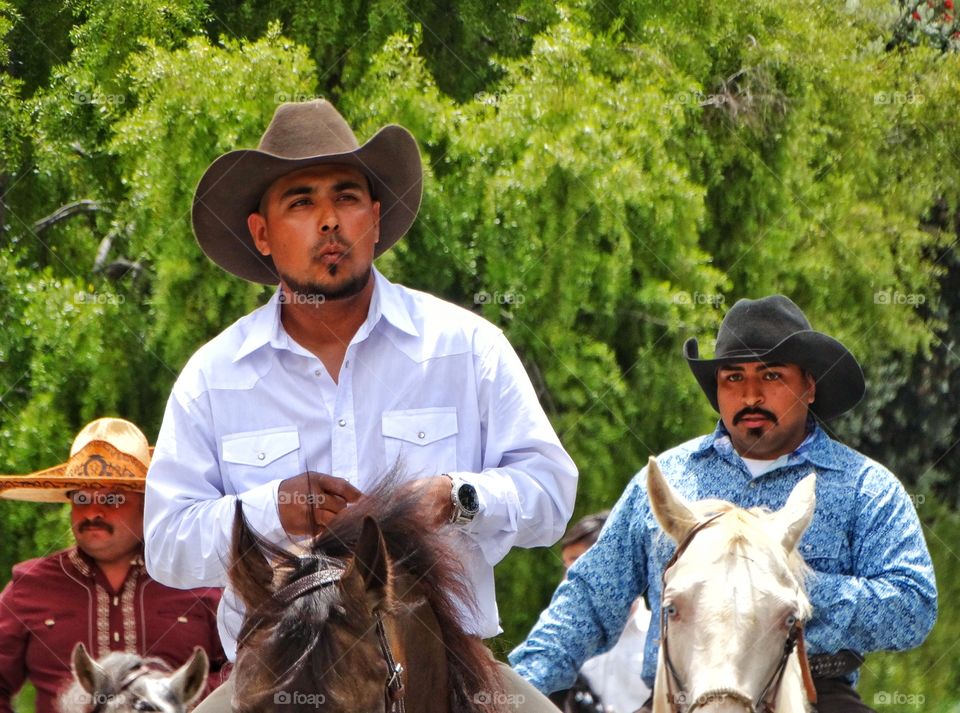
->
xmin=658 ymin=513 xmax=818 ymax=713
xmin=239 ymin=565 xmax=406 ymax=712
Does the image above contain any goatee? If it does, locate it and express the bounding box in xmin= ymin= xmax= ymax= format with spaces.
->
xmin=280 ymin=267 xmax=372 ymax=303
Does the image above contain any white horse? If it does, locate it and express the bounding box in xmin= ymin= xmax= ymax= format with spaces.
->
xmin=647 ymin=457 xmax=817 ymax=713
xmin=58 ymin=643 xmax=208 ymax=713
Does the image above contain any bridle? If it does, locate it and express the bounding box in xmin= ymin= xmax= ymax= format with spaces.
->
xmin=87 ymin=662 xmax=170 ymax=713
xmin=658 ymin=513 xmax=817 ymax=713
xmin=238 ymin=564 xmax=406 ymax=712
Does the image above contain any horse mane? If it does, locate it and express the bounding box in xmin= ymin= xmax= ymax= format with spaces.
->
xmin=230 ymin=471 xmax=503 ymax=713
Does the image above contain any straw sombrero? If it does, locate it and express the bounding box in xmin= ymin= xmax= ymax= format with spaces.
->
xmin=0 ymin=418 xmax=151 ymax=503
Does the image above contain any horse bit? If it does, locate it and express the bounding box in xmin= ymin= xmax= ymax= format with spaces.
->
xmin=241 ymin=565 xmax=407 ymax=712
xmin=658 ymin=513 xmax=817 ymax=713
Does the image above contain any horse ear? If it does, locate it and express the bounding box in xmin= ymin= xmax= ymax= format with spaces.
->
xmin=229 ymin=501 xmax=276 ymax=611
xmin=168 ymin=647 xmax=209 ymax=707
xmin=71 ymin=642 xmax=103 ymax=695
xmin=647 ymin=457 xmax=698 ymax=543
xmin=773 ymin=473 xmax=817 ymax=553
xmin=351 ymin=516 xmax=391 ymax=609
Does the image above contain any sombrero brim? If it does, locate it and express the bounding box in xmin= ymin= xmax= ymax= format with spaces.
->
xmin=192 ymin=125 xmax=423 ymax=285
xmin=684 ymin=331 xmax=865 ymax=420
xmin=0 ymin=445 xmax=152 ymax=504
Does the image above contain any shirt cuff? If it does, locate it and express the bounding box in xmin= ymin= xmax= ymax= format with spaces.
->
xmin=236 ymin=479 xmax=287 ymax=545
xmin=449 ymin=470 xmax=519 ymax=565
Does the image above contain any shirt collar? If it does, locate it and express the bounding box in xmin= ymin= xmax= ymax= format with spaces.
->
xmin=367 ymin=268 xmax=420 ymax=338
xmin=694 ymin=418 xmax=837 ymax=471
xmin=232 ymin=268 xmax=419 ymax=363
xmin=69 ymin=546 xmax=145 ymax=578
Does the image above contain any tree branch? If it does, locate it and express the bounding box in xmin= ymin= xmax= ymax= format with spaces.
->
xmin=32 ymin=200 xmax=101 ymax=235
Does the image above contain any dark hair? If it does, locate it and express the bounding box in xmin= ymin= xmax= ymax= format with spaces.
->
xmin=561 ymin=509 xmax=611 ymax=549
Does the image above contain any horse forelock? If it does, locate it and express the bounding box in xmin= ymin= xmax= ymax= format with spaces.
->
xmin=683 ymin=500 xmax=810 ymax=585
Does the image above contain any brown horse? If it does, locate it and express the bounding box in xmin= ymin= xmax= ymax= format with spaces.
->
xmin=228 ymin=479 xmax=505 ymax=713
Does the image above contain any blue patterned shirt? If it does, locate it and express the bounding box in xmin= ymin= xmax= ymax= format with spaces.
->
xmin=510 ymin=422 xmax=937 ymax=691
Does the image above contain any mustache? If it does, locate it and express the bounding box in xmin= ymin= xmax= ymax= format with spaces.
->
xmin=733 ymin=407 xmax=778 ymax=425
xmin=78 ymin=518 xmax=113 ymax=534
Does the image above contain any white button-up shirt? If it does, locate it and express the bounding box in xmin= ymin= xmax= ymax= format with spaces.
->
xmin=144 ymin=269 xmax=577 ymax=659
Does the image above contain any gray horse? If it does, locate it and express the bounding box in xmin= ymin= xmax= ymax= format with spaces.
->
xmin=58 ymin=643 xmax=208 ymax=713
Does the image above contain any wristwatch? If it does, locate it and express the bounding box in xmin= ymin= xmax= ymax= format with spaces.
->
xmin=448 ymin=475 xmax=480 ymax=524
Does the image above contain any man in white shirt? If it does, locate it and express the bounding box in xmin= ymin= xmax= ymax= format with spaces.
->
xmin=144 ymin=99 xmax=577 ymax=712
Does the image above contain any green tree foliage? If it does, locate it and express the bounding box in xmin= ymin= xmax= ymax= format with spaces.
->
xmin=2 ymin=0 xmax=959 ymax=705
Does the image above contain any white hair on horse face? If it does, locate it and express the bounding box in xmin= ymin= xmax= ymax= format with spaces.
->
xmin=648 ymin=459 xmax=816 ymax=713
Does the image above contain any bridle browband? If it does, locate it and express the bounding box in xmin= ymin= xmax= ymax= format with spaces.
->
xmin=87 ymin=661 xmax=170 ymax=713
xmin=238 ymin=564 xmax=406 ymax=712
xmin=658 ymin=513 xmax=817 ymax=713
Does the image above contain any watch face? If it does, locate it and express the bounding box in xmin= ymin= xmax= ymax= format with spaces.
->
xmin=458 ymin=483 xmax=480 ymax=514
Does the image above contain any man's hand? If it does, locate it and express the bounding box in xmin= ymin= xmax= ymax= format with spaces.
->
xmin=277 ymin=472 xmax=362 ymax=536
xmin=400 ymin=476 xmax=454 ymax=528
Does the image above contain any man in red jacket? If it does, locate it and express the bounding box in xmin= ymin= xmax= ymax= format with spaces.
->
xmin=0 ymin=418 xmax=227 ymax=713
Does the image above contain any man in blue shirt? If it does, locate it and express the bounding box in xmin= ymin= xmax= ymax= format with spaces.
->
xmin=510 ymin=295 xmax=937 ymax=713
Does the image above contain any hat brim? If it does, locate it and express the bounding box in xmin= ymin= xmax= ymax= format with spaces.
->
xmin=0 ymin=445 xmax=152 ymax=503
xmin=684 ymin=330 xmax=865 ymax=420
xmin=192 ymin=125 xmax=423 ymax=285
xmin=0 ymin=467 xmax=146 ymax=503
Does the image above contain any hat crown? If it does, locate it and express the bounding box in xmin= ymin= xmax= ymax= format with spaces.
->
xmin=714 ymin=295 xmax=812 ymax=358
xmin=257 ymin=100 xmax=360 ymax=160
xmin=70 ymin=417 xmax=151 ymax=469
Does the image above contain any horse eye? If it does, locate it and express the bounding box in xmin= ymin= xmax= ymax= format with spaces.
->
xmin=133 ymin=699 xmax=160 ymax=712
xmin=664 ymin=603 xmax=678 ymax=617
xmin=785 ymin=614 xmax=798 ymax=627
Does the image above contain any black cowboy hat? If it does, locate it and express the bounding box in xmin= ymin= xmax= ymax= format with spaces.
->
xmin=683 ymin=295 xmax=865 ymax=420
xmin=192 ymin=99 xmax=423 ymax=285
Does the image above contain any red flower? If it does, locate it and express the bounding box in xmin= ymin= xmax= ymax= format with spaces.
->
xmin=947 ymin=13 xmax=955 ymax=20
xmin=945 ymin=0 xmax=954 ymax=9
xmin=913 ymin=9 xmax=922 ymax=18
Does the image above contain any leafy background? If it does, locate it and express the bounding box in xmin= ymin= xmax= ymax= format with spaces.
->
xmin=2 ymin=0 xmax=959 ymax=708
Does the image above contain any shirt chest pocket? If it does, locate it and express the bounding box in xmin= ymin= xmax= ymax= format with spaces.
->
xmin=382 ymin=407 xmax=459 ymax=477
xmin=798 ymin=537 xmax=848 ymax=575
xmin=221 ymin=427 xmax=302 ymax=491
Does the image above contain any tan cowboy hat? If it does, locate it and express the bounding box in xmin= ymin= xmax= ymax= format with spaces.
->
xmin=192 ymin=99 xmax=424 ymax=284
xmin=0 ymin=418 xmax=151 ymax=503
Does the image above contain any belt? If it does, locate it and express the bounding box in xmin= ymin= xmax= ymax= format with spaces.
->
xmin=807 ymin=650 xmax=864 ymax=679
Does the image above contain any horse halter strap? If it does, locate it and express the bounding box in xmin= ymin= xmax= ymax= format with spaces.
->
xmin=248 ymin=564 xmax=408 ymax=713
xmin=375 ymin=614 xmax=406 ymax=712
xmin=658 ymin=513 xmax=817 ymax=713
